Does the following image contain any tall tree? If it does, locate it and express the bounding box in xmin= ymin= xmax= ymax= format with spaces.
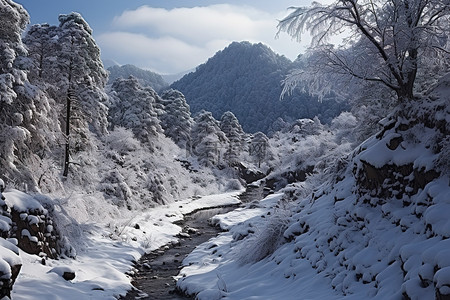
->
xmin=278 ymin=0 xmax=450 ymax=103
xmin=250 ymin=132 xmax=269 ymax=168
xmin=0 ymin=0 xmax=57 ymax=188
xmin=24 ymin=12 xmax=109 ymax=177
xmin=191 ymin=110 xmax=228 ymax=167
xmin=158 ymin=89 xmax=193 ymax=149
xmin=220 ymin=111 xmax=246 ymax=166
xmin=108 ymin=76 xmax=162 ymax=150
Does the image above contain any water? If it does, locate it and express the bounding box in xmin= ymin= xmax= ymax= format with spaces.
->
xmin=121 ymin=187 xmax=266 ymax=299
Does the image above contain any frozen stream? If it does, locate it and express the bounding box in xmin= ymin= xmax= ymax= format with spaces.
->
xmin=121 ymin=186 xmax=266 ymax=299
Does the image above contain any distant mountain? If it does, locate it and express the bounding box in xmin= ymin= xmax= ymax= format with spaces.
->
xmin=162 ymin=69 xmax=194 ymax=85
xmin=107 ymin=64 xmax=168 ymax=92
xmin=102 ymin=58 xmax=120 ymax=69
xmin=171 ymin=41 xmax=346 ymax=133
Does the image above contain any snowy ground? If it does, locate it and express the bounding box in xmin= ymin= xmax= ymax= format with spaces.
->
xmin=176 ymin=176 xmax=450 ymax=300
xmin=9 ymin=190 xmax=241 ymax=300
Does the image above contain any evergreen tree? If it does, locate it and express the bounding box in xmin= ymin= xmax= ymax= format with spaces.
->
xmin=108 ymin=76 xmax=162 ymax=150
xmin=24 ymin=12 xmax=109 ymax=177
xmin=191 ymin=110 xmax=228 ymax=167
xmin=220 ymin=111 xmax=246 ymax=166
xmin=158 ymin=89 xmax=193 ymax=149
xmin=0 ymin=0 xmax=57 ymax=188
xmin=250 ymin=132 xmax=269 ymax=168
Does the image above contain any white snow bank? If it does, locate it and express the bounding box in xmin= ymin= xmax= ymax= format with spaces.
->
xmin=10 ymin=190 xmax=242 ymax=299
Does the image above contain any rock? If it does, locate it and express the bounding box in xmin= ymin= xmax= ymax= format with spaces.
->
xmin=63 ymin=271 xmax=76 ymax=281
xmin=236 ymin=163 xmax=265 ymax=184
xmin=6 ymin=191 xmax=59 ymax=258
xmin=49 ymin=266 xmax=76 ymax=281
xmin=178 ymin=232 xmax=190 ymax=238
xmin=0 ymin=239 xmax=22 ymax=299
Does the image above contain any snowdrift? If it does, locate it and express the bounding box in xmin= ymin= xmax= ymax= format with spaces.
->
xmin=176 ymin=75 xmax=450 ymax=299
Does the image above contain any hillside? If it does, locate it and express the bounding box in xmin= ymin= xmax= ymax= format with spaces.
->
xmin=107 ymin=64 xmax=169 ymax=92
xmin=171 ymin=41 xmax=345 ymax=133
xmin=176 ymin=74 xmax=450 ymax=299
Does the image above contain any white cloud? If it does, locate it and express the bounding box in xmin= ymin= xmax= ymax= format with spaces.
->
xmin=97 ymin=4 xmax=308 ymax=74
xmin=97 ymin=31 xmax=233 ymax=74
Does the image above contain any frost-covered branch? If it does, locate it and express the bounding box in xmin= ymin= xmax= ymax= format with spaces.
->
xmin=278 ymin=0 xmax=450 ymax=103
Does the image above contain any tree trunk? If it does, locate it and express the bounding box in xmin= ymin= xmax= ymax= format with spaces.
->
xmin=62 ymin=89 xmax=71 ymax=177
xmin=62 ymin=53 xmax=74 ymax=177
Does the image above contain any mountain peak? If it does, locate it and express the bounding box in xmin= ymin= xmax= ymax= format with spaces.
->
xmin=171 ymin=41 xmax=344 ymax=133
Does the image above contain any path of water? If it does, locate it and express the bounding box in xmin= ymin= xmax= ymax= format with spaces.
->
xmin=121 ymin=186 xmax=266 ymax=299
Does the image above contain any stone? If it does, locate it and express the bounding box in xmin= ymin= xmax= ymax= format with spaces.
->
xmin=62 ymin=271 xmax=76 ymax=281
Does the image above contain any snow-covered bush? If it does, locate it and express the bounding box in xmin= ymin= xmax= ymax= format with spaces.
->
xmin=99 ymin=126 xmax=233 ymax=208
xmin=236 ymin=197 xmax=291 ymax=264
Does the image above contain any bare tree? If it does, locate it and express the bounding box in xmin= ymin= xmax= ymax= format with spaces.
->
xmin=277 ymin=0 xmax=450 ymax=103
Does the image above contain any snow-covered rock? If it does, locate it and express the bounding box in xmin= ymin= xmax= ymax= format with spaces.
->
xmin=176 ymin=78 xmax=450 ymax=299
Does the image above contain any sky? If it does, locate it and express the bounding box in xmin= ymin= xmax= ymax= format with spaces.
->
xmin=14 ymin=0 xmax=312 ymax=74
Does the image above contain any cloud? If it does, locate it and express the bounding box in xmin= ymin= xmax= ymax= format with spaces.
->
xmin=112 ymin=5 xmax=269 ymax=44
xmin=97 ymin=4 xmax=306 ymax=74
xmin=97 ymin=31 xmax=233 ymax=74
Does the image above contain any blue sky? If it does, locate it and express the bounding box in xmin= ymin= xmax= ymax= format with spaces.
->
xmin=15 ymin=0 xmax=312 ymax=74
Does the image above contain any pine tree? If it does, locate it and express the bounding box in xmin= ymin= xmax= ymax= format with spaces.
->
xmin=191 ymin=110 xmax=228 ymax=167
xmin=0 ymin=0 xmax=57 ymax=189
xmin=158 ymin=89 xmax=193 ymax=149
xmin=24 ymin=12 xmax=109 ymax=177
xmin=220 ymin=111 xmax=246 ymax=166
xmin=108 ymin=76 xmax=162 ymax=150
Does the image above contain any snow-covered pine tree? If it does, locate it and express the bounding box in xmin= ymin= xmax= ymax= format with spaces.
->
xmin=24 ymin=12 xmax=109 ymax=178
xmin=220 ymin=111 xmax=246 ymax=166
xmin=191 ymin=110 xmax=228 ymax=167
xmin=158 ymin=89 xmax=193 ymax=149
xmin=250 ymin=132 xmax=269 ymax=168
xmin=0 ymin=0 xmax=57 ymax=189
xmin=108 ymin=76 xmax=163 ymax=150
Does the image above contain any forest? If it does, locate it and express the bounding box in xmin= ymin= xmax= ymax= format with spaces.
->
xmin=0 ymin=0 xmax=449 ymax=299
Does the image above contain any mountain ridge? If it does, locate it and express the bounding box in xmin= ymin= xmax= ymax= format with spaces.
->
xmin=171 ymin=41 xmax=345 ymax=133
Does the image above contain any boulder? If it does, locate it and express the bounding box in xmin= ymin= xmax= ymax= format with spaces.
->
xmin=0 ymin=238 xmax=22 ymax=299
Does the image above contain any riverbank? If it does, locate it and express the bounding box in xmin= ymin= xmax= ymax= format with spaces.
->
xmin=122 ymin=206 xmax=237 ymax=299
xmin=11 ymin=191 xmax=242 ymax=299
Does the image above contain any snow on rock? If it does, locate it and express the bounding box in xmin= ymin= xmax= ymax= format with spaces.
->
xmin=8 ymin=191 xmax=242 ymax=299
xmin=176 ymin=89 xmax=450 ymax=299
xmin=4 ymin=190 xmax=59 ymax=259
xmin=0 ymin=238 xmax=22 ymax=299
xmin=48 ymin=266 xmax=76 ymax=281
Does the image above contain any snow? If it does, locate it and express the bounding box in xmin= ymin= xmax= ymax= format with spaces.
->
xmin=8 ymin=190 xmax=242 ymax=299
xmin=174 ymin=149 xmax=450 ymax=299
xmin=4 ymin=190 xmax=45 ymax=213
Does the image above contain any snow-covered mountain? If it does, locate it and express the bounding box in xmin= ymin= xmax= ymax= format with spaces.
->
xmin=107 ymin=64 xmax=169 ymax=92
xmin=171 ymin=41 xmax=346 ymax=133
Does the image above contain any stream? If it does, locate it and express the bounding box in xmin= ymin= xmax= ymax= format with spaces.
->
xmin=121 ymin=186 xmax=266 ymax=300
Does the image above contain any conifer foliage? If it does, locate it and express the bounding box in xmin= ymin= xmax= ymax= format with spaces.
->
xmin=24 ymin=12 xmax=109 ymax=177
xmin=220 ymin=111 xmax=246 ymax=166
xmin=0 ymin=0 xmax=56 ymax=188
xmin=158 ymin=89 xmax=193 ymax=149
xmin=108 ymin=76 xmax=163 ymax=150
xmin=191 ymin=111 xmax=228 ymax=167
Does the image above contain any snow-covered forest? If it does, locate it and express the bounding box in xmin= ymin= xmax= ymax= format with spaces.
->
xmin=171 ymin=41 xmax=346 ymax=133
xmin=0 ymin=0 xmax=449 ymax=299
